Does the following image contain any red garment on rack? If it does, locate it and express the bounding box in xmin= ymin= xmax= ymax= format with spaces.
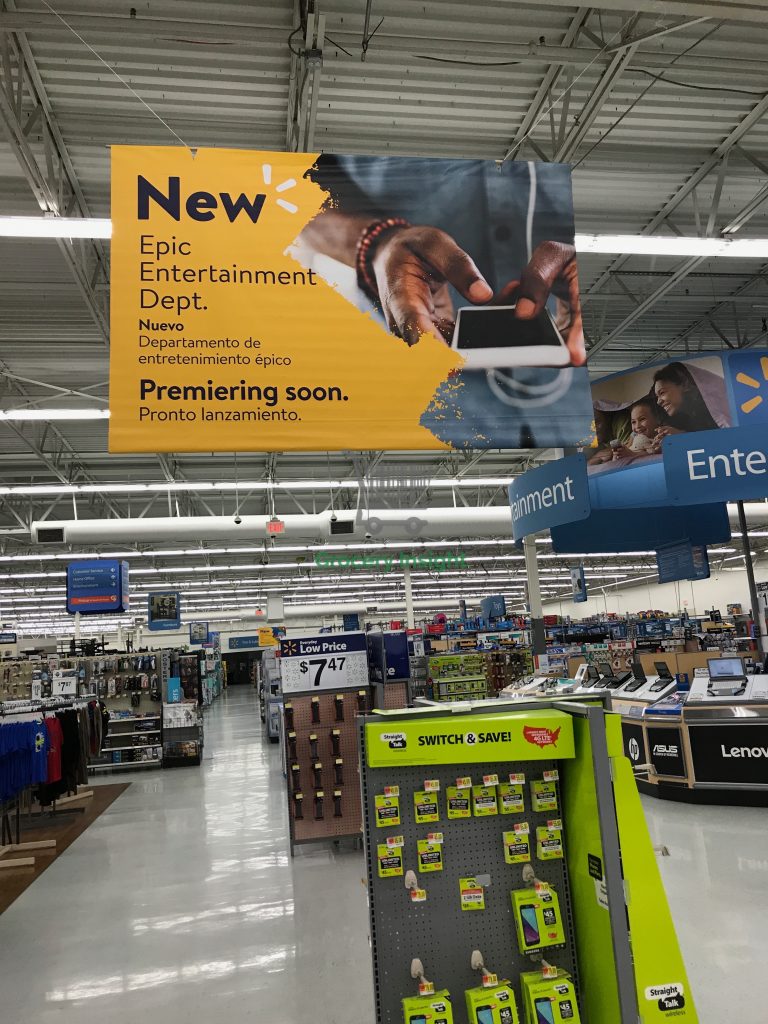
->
xmin=44 ymin=716 xmax=63 ymax=784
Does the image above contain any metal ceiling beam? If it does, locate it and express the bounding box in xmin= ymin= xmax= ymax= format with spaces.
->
xmin=0 ymin=363 xmax=122 ymax=517
xmin=494 ymin=0 xmax=768 ymax=25
xmin=606 ymin=15 xmax=711 ymax=49
xmin=0 ymin=16 xmax=108 ymax=344
xmin=286 ymin=4 xmax=325 ymax=152
xmin=586 ymin=90 xmax=768 ymax=302
xmin=588 ymin=155 xmax=768 ymax=357
xmin=0 ymin=10 xmax=765 ymax=75
xmin=504 ymin=7 xmax=592 ymax=161
xmin=555 ymin=33 xmax=639 ymax=162
xmin=643 ymin=265 xmax=768 ymax=363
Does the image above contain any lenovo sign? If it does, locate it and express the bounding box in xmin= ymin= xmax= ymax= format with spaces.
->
xmin=690 ymin=724 xmax=768 ymax=785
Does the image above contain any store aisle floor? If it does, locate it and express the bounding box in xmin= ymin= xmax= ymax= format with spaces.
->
xmin=0 ymin=688 xmax=374 ymax=1024
xmin=641 ymin=794 xmax=768 ymax=1024
xmin=1 ymin=689 xmax=765 ymax=1023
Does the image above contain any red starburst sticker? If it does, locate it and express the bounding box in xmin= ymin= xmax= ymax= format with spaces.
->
xmin=523 ymin=725 xmax=562 ymax=748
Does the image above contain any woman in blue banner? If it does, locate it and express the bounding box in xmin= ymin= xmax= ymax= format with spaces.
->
xmin=588 ymin=357 xmax=729 ymax=467
xmin=295 ymin=155 xmax=591 ymax=448
xmin=651 ymin=362 xmax=720 ymax=442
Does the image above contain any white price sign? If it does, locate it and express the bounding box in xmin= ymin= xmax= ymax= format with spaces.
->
xmin=280 ymin=631 xmax=369 ymax=693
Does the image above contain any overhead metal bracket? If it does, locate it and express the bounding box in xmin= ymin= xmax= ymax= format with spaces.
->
xmin=286 ymin=4 xmax=326 ymax=152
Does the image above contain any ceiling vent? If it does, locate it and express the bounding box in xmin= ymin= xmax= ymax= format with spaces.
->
xmin=36 ymin=528 xmax=65 ymax=543
xmin=330 ymin=518 xmax=355 ymax=535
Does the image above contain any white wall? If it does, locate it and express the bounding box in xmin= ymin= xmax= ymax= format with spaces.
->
xmin=542 ymin=565 xmax=767 ymax=619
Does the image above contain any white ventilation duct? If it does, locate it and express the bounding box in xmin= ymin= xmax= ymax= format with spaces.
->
xmin=32 ymin=506 xmax=513 ymax=544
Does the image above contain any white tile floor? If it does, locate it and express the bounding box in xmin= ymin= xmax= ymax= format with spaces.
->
xmin=0 ymin=687 xmax=764 ymax=1022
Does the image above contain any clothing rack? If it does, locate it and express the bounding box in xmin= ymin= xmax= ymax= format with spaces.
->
xmin=0 ymin=697 xmax=97 ymax=869
xmin=0 ymin=695 xmax=94 ymax=716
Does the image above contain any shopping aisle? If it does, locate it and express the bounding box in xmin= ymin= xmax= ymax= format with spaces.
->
xmin=0 ymin=689 xmax=374 ymax=1024
xmin=1 ymin=689 xmax=764 ymax=1024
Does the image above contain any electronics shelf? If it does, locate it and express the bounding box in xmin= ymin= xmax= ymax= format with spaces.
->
xmin=91 ymin=759 xmax=161 ymax=770
xmin=98 ymin=744 xmax=159 ymax=752
xmin=107 ymin=715 xmax=161 ymax=723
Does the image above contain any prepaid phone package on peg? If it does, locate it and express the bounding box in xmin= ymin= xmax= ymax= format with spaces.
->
xmin=520 ymin=973 xmax=581 ymax=1024
xmin=465 ymin=981 xmax=520 ymax=1024
xmin=402 ymin=990 xmax=454 ymax=1024
xmin=511 ymin=887 xmax=566 ymax=954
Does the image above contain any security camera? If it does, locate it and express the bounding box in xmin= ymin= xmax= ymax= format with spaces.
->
xmin=330 ymin=511 xmax=338 ymax=523
xmin=233 ymin=514 xmax=242 ymax=525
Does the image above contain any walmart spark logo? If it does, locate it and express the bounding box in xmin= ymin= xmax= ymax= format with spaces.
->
xmin=260 ymin=163 xmax=298 ymax=214
xmin=137 ymin=164 xmax=299 ymax=222
xmin=732 ymin=353 xmax=768 ymax=425
xmin=282 ymin=639 xmax=299 ymax=656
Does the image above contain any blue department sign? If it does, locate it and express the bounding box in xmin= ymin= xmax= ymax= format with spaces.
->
xmin=509 ymin=453 xmax=591 ymax=541
xmin=663 ymin=425 xmax=768 ymax=504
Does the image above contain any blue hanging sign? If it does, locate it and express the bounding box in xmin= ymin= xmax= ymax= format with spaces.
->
xmin=570 ymin=564 xmax=588 ymax=603
xmin=228 ymin=635 xmax=261 ymax=650
xmin=67 ymin=559 xmax=129 ymax=614
xmin=189 ymin=621 xmax=209 ymax=644
xmin=663 ymin=425 xmax=768 ymax=505
xmin=509 ymin=453 xmax=591 ymax=541
xmin=147 ymin=590 xmax=181 ymax=631
xmin=656 ymin=542 xmax=710 ymax=583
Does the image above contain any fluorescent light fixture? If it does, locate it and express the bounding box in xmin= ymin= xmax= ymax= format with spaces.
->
xmin=0 ymin=216 xmax=112 ymax=238
xmin=3 ymin=217 xmax=768 ymax=259
xmin=4 ymin=476 xmax=514 ymax=495
xmin=0 ymin=408 xmax=109 ymax=421
xmin=575 ymin=233 xmax=768 ymax=259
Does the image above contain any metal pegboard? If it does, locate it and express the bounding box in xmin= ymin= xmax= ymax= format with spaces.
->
xmin=285 ymin=689 xmax=370 ymax=848
xmin=360 ymin=731 xmax=581 ymax=1024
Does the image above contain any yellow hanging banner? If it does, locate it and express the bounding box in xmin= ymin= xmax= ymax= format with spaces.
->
xmin=109 ymin=147 xmax=591 ymax=452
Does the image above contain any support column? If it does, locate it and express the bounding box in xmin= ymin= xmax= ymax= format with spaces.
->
xmin=524 ymin=535 xmax=546 ymax=655
xmin=737 ymin=500 xmax=766 ymax=655
xmin=403 ymin=565 xmax=415 ymax=629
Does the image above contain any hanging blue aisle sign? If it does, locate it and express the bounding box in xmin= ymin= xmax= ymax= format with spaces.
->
xmin=342 ymin=613 xmax=360 ymax=631
xmin=228 ymin=635 xmax=261 ymax=650
xmin=67 ymin=559 xmax=129 ymax=614
xmin=508 ymin=453 xmax=591 ymax=541
xmin=663 ymin=425 xmax=768 ymax=505
xmin=0 ymin=631 xmax=17 ymax=644
xmin=189 ymin=621 xmax=209 ymax=644
xmin=656 ymin=542 xmax=710 ymax=583
xmin=570 ymin=564 xmax=588 ymax=603
xmin=147 ymin=590 xmax=181 ymax=631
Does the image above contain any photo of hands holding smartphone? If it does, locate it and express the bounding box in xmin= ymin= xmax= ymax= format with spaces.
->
xmin=295 ymin=155 xmax=593 ymax=448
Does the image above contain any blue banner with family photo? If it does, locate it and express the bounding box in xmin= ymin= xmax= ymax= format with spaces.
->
xmin=548 ymin=351 xmax=768 ymax=559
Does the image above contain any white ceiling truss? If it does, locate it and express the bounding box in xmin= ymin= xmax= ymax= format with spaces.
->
xmin=1 ymin=0 xmax=768 ymax=627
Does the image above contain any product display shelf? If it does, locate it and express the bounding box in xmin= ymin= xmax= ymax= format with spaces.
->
xmin=90 ymin=706 xmax=164 ymax=772
xmin=162 ymin=702 xmax=203 ymax=767
xmin=433 ymin=676 xmax=489 ymax=702
xmin=359 ymin=702 xmax=698 ymax=1024
xmin=283 ymin=687 xmax=371 ymax=855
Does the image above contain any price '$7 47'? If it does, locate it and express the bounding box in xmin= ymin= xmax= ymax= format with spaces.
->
xmin=299 ymin=656 xmax=346 ymax=686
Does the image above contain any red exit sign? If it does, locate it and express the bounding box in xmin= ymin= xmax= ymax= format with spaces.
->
xmin=267 ymin=518 xmax=285 ymax=535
